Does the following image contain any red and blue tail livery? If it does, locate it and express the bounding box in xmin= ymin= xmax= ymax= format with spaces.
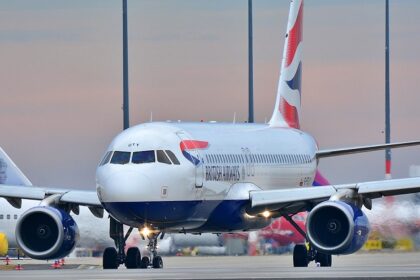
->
xmin=270 ymin=0 xmax=303 ymax=129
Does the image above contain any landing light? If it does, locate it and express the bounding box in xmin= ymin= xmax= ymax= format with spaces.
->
xmin=140 ymin=227 xmax=151 ymax=237
xmin=262 ymin=211 xmax=271 ymax=218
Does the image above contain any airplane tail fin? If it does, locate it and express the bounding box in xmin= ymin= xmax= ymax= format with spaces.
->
xmin=269 ymin=0 xmax=303 ymax=129
xmin=0 ymin=147 xmax=32 ymax=186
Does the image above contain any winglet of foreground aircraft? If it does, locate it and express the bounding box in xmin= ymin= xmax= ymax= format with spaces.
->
xmin=2 ymin=0 xmax=420 ymax=269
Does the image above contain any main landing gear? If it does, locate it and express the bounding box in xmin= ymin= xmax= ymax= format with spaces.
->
xmin=293 ymin=243 xmax=332 ymax=267
xmin=102 ymin=217 xmax=164 ymax=269
xmin=283 ymin=214 xmax=332 ymax=267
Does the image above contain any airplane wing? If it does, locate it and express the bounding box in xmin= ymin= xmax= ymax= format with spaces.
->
xmin=0 ymin=184 xmax=103 ymax=217
xmin=316 ymin=140 xmax=420 ymax=158
xmin=0 ymin=184 xmax=101 ymax=206
xmin=248 ymin=177 xmax=420 ymax=216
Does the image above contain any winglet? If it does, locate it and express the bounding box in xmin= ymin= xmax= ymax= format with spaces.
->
xmin=0 ymin=147 xmax=32 ymax=186
xmin=269 ymin=0 xmax=303 ymax=129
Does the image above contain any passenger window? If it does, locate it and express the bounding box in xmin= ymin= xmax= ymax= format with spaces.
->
xmin=165 ymin=150 xmax=180 ymax=165
xmin=14 ymin=214 xmax=18 ymax=219
xmin=132 ymin=150 xmax=155 ymax=164
xmin=110 ymin=151 xmax=131 ymax=165
xmin=100 ymin=151 xmax=113 ymax=166
xmin=0 ymin=215 xmax=3 ymax=219
xmin=157 ymin=150 xmax=171 ymax=165
xmin=7 ymin=214 xmax=10 ymax=220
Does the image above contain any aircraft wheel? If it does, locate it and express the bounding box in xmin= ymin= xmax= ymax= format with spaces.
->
xmin=125 ymin=247 xmax=141 ymax=269
xmin=293 ymin=244 xmax=308 ymax=267
xmin=315 ymin=252 xmax=332 ymax=267
xmin=140 ymin=256 xmax=150 ymax=269
xmin=103 ymin=247 xmax=119 ymax=269
xmin=152 ymin=255 xmax=163 ymax=269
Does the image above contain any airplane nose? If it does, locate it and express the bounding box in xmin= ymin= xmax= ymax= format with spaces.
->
xmin=97 ymin=171 xmax=152 ymax=203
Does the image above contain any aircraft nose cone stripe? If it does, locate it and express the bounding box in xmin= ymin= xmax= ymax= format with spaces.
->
xmin=285 ymin=1 xmax=303 ymax=68
xmin=180 ymin=140 xmax=209 ymax=151
xmin=180 ymin=140 xmax=209 ymax=166
xmin=286 ymin=62 xmax=302 ymax=93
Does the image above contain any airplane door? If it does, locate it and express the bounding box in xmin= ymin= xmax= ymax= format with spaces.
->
xmin=176 ymin=132 xmax=204 ymax=188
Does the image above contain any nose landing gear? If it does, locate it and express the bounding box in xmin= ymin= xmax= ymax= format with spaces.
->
xmin=102 ymin=218 xmax=165 ymax=269
xmin=140 ymin=232 xmax=164 ymax=269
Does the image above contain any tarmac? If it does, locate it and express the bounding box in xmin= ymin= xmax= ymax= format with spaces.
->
xmin=1 ymin=252 xmax=420 ymax=279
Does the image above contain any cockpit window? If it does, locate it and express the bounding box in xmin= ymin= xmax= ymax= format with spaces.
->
xmin=132 ymin=150 xmax=155 ymax=164
xmin=99 ymin=151 xmax=113 ymax=166
xmin=110 ymin=151 xmax=131 ymax=165
xmin=157 ymin=150 xmax=171 ymax=165
xmin=165 ymin=150 xmax=180 ymax=165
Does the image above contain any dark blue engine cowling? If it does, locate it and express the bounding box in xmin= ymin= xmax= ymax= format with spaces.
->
xmin=16 ymin=206 xmax=79 ymax=260
xmin=306 ymin=201 xmax=370 ymax=255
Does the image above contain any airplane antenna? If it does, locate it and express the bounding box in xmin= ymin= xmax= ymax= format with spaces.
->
xmin=385 ymin=0 xmax=391 ymax=179
xmin=122 ymin=0 xmax=130 ymax=130
xmin=248 ymin=0 xmax=254 ymax=123
xmin=150 ymin=111 xmax=153 ymax=122
xmin=233 ymin=112 xmax=236 ymax=124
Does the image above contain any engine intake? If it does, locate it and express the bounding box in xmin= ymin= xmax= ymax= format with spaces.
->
xmin=306 ymin=201 xmax=370 ymax=255
xmin=16 ymin=206 xmax=79 ymax=260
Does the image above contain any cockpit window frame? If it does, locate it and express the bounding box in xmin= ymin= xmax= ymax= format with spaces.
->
xmin=165 ymin=150 xmax=180 ymax=165
xmin=99 ymin=151 xmax=113 ymax=166
xmin=157 ymin=150 xmax=172 ymax=165
xmin=132 ymin=150 xmax=155 ymax=164
xmin=110 ymin=151 xmax=131 ymax=165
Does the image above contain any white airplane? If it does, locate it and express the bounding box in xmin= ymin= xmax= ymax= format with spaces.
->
xmin=1 ymin=0 xmax=420 ymax=269
xmin=0 ymin=147 xmax=113 ymax=257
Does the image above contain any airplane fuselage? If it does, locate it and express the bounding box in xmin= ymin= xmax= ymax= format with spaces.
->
xmin=96 ymin=122 xmax=318 ymax=233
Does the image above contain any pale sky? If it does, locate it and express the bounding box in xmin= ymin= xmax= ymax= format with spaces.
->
xmin=1 ymin=0 xmax=420 ymax=189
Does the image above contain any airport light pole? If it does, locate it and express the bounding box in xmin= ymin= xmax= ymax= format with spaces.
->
xmin=248 ymin=0 xmax=254 ymax=123
xmin=122 ymin=0 xmax=130 ymax=130
xmin=385 ymin=0 xmax=391 ymax=179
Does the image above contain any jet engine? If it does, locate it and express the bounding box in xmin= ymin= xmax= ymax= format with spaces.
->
xmin=306 ymin=201 xmax=370 ymax=255
xmin=16 ymin=206 xmax=79 ymax=260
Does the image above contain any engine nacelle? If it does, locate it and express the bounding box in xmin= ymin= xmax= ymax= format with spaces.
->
xmin=306 ymin=201 xmax=370 ymax=255
xmin=16 ymin=206 xmax=79 ymax=260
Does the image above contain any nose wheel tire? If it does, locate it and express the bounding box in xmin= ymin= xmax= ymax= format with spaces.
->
xmin=125 ymin=247 xmax=141 ymax=269
xmin=140 ymin=256 xmax=150 ymax=269
xmin=103 ymin=247 xmax=119 ymax=269
xmin=152 ymin=256 xmax=163 ymax=269
xmin=293 ymin=244 xmax=309 ymax=267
